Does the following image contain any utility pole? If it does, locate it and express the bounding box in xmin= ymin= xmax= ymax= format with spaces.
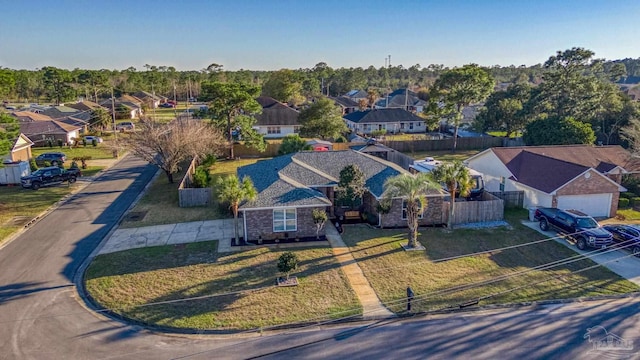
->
xmin=111 ymin=86 xmax=118 ymax=158
xmin=388 ymin=55 xmax=391 ymax=68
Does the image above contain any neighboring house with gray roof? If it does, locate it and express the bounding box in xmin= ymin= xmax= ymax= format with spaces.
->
xmin=330 ymin=96 xmax=360 ymax=114
xmin=343 ymin=108 xmax=426 ymax=135
xmin=20 ymin=120 xmax=82 ymax=146
xmin=375 ymin=88 xmax=426 ymax=113
xmin=237 ymin=150 xmax=445 ymax=243
xmin=253 ymin=96 xmax=301 ymax=138
xmin=466 ymin=145 xmax=634 ymax=217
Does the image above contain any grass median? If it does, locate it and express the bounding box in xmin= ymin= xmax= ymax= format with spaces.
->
xmin=341 ymin=209 xmax=639 ymax=313
xmin=85 ymin=242 xmax=361 ymax=330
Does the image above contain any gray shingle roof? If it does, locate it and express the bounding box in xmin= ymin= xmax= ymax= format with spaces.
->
xmin=254 ymin=96 xmax=300 ymax=126
xmin=237 ymin=150 xmax=410 ymax=209
xmin=343 ymin=108 xmax=425 ymax=124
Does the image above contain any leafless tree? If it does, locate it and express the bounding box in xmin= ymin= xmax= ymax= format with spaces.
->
xmin=621 ymin=118 xmax=640 ymax=156
xmin=122 ymin=117 xmax=227 ymax=183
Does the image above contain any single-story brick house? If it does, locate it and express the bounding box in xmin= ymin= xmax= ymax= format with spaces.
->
xmin=237 ymin=150 xmax=446 ymax=242
xmin=20 ymin=120 xmax=82 ymax=147
xmin=465 ymin=145 xmax=640 ymax=218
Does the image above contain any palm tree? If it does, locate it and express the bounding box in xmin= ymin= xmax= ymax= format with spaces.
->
xmin=382 ymin=173 xmax=441 ymax=248
xmin=430 ymin=161 xmax=473 ymax=229
xmin=216 ymin=175 xmax=257 ymax=245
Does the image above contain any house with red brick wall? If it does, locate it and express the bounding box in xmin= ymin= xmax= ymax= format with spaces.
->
xmin=466 ymin=145 xmax=639 ymax=218
xmin=237 ymin=150 xmax=446 ymax=243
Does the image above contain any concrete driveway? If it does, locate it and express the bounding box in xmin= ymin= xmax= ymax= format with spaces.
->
xmin=522 ymin=220 xmax=640 ymax=286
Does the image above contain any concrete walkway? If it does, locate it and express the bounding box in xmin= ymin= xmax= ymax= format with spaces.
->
xmin=325 ymin=224 xmax=395 ymax=319
xmin=99 ymin=219 xmax=240 ymax=254
xmin=522 ymin=220 xmax=640 ymax=286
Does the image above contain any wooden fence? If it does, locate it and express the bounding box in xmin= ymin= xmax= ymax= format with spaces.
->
xmin=381 ymin=136 xmax=502 ymax=152
xmin=489 ymin=191 xmax=525 ymax=208
xmin=178 ymin=156 xmax=212 ymax=207
xmin=445 ymin=192 xmax=504 ymax=225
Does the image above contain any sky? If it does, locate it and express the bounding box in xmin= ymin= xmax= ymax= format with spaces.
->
xmin=1 ymin=0 xmax=639 ymax=71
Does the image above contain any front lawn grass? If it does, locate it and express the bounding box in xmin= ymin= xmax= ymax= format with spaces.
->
xmin=85 ymin=242 xmax=361 ymax=330
xmin=0 ymin=185 xmax=75 ymax=244
xmin=342 ymin=209 xmax=639 ymax=313
xmin=120 ymin=158 xmax=265 ymax=228
xmin=32 ymin=145 xmax=115 ymax=160
xmin=406 ymin=150 xmax=482 ymax=162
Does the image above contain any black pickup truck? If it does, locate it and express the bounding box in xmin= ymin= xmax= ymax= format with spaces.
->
xmin=533 ymin=207 xmax=613 ymax=250
xmin=21 ymin=166 xmax=81 ymax=190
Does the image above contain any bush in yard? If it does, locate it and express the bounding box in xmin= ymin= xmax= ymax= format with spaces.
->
xmin=92 ymin=139 xmax=97 ymax=147
xmin=47 ymin=139 xmax=53 ymax=148
xmin=82 ymin=138 xmax=87 ymax=147
xmin=621 ymin=192 xmax=635 ymax=199
xmin=201 ymin=154 xmax=217 ymax=168
xmin=57 ymin=139 xmax=63 ymax=148
xmin=632 ymin=197 xmax=640 ymax=208
xmin=192 ymin=166 xmax=211 ymax=188
xmin=622 ymin=175 xmax=640 ymax=195
xmin=619 ymin=198 xmax=630 ymax=209
xmin=371 ymin=129 xmax=387 ymax=138
xmin=277 ymin=252 xmax=298 ymax=280
xmin=29 ymin=158 xmax=38 ymax=171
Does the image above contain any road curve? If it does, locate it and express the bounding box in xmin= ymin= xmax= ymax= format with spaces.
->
xmin=1 ymin=154 xmax=639 ymax=359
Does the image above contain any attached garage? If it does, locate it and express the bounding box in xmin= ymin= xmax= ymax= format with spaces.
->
xmin=557 ymin=194 xmax=612 ymax=218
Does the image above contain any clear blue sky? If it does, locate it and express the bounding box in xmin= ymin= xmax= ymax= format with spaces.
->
xmin=1 ymin=0 xmax=638 ymax=71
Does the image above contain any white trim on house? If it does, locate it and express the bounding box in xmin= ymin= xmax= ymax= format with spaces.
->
xmin=243 ymin=211 xmax=248 ymax=241
xmin=239 ymin=203 xmax=330 ymax=212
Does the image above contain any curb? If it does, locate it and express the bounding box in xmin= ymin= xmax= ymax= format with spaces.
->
xmin=0 ymin=155 xmax=126 ymax=252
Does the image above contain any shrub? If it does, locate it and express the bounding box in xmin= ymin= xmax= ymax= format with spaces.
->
xmin=82 ymin=138 xmax=87 ymax=147
xmin=621 ymin=192 xmax=636 ymax=199
xmin=632 ymin=197 xmax=640 ymax=208
xmin=371 ymin=129 xmax=387 ymax=138
xmin=277 ymin=252 xmax=298 ymax=280
xmin=334 ymin=135 xmax=346 ymax=143
xmin=29 ymin=158 xmax=38 ymax=171
xmin=57 ymin=139 xmax=63 ymax=148
xmin=201 ymin=154 xmax=217 ymax=168
xmin=622 ymin=174 xmax=640 ymax=195
xmin=47 ymin=139 xmax=53 ymax=148
xmin=92 ymin=139 xmax=97 ymax=147
xmin=619 ymin=198 xmax=630 ymax=209
xmin=192 ymin=166 xmax=211 ymax=188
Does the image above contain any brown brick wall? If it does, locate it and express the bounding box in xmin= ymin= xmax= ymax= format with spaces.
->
xmin=380 ymin=196 xmax=445 ymax=228
xmin=244 ymin=207 xmax=326 ymax=241
xmin=556 ymin=170 xmax=619 ymax=196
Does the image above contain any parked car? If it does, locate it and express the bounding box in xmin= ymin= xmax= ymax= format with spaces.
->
xmin=83 ymin=135 xmax=103 ymax=144
xmin=35 ymin=152 xmax=66 ymax=167
xmin=534 ymin=208 xmax=613 ymax=250
xmin=116 ymin=121 xmax=135 ymax=131
xmin=602 ymin=224 xmax=640 ymax=256
xmin=159 ymin=103 xmax=175 ymax=108
xmin=21 ymin=166 xmax=81 ymax=190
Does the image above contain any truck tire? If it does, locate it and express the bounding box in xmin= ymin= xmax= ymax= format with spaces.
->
xmin=68 ymin=176 xmax=76 ymax=184
xmin=633 ymin=246 xmax=640 ymax=257
xmin=539 ymin=218 xmax=549 ymax=231
xmin=576 ymin=237 xmax=587 ymax=250
xmin=31 ymin=182 xmax=41 ymax=190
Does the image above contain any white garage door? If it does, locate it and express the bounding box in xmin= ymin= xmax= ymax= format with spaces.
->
xmin=557 ymin=194 xmax=612 ymax=217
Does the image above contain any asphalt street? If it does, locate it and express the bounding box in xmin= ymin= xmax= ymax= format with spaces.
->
xmin=0 ymin=154 xmax=639 ymax=359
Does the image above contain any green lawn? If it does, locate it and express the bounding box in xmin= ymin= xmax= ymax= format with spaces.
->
xmin=341 ymin=209 xmax=639 ymax=313
xmin=407 ymin=150 xmax=482 ymax=162
xmin=32 ymin=145 xmax=115 ymax=160
xmin=0 ymin=185 xmax=76 ymax=244
xmin=120 ymin=158 xmax=266 ymax=228
xmin=85 ymin=242 xmax=361 ymax=330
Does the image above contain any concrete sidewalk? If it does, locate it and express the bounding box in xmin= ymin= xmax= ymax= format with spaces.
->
xmin=522 ymin=220 xmax=640 ymax=286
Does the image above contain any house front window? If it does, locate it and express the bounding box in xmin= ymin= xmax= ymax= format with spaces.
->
xmin=274 ymin=208 xmax=297 ymax=232
xmin=409 ymin=122 xmax=414 ymax=130
xmin=267 ymin=126 xmax=281 ymax=134
xmin=499 ymin=176 xmax=505 ymax=192
xmin=400 ymin=123 xmax=405 ymax=129
xmin=401 ymin=200 xmax=423 ymax=220
xmin=294 ymin=126 xmax=300 ymax=133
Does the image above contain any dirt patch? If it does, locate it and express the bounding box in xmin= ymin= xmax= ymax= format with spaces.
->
xmin=9 ymin=216 xmax=33 ymax=226
xmin=123 ymin=211 xmax=147 ymax=222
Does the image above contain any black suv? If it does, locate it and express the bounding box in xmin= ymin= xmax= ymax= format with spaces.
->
xmin=35 ymin=152 xmax=66 ymax=167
